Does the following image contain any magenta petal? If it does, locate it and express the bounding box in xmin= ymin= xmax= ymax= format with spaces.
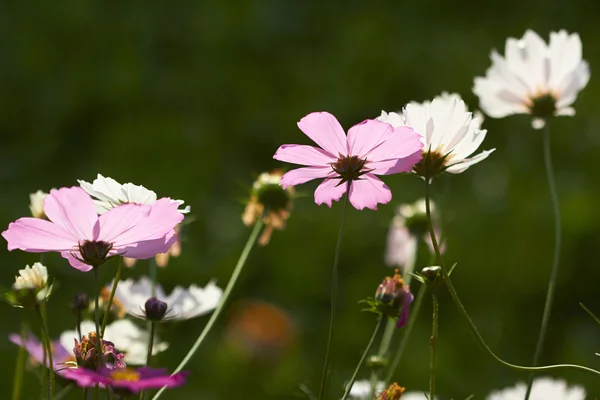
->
xmin=44 ymin=187 xmax=99 ymax=241
xmin=116 ymin=233 xmax=177 ymax=260
xmin=314 ymin=177 xmax=347 ymax=207
xmin=297 ymin=112 xmax=347 ymax=155
xmin=279 ymin=167 xmax=331 ymax=189
xmin=370 ymin=150 xmax=423 ymax=175
xmin=365 ymin=126 xmax=424 ymax=162
xmin=397 ymin=289 xmax=414 ymax=328
xmin=347 ymin=174 xmax=391 ymax=210
xmin=2 ymin=218 xmax=76 ymax=252
xmin=346 ymin=119 xmax=394 ymax=158
xmin=273 ymin=144 xmax=336 ymax=166
xmin=97 ymin=203 xmax=150 ymax=243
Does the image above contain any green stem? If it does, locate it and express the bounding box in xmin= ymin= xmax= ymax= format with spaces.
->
xmin=149 ymin=257 xmax=158 ymax=297
xmin=524 ymin=121 xmax=561 ymax=399
xmin=424 ymin=181 xmax=600 ymax=378
xmin=384 ymin=284 xmax=426 ymax=383
xmin=12 ymin=321 xmax=27 ymax=400
xmin=36 ymin=306 xmax=54 ymax=400
xmin=147 ymin=322 xmax=156 ymax=366
xmin=54 ymin=384 xmax=74 ymax=400
xmin=341 ymin=318 xmax=385 ymax=400
xmin=101 ymin=257 xmax=123 ymax=336
xmin=151 ymin=219 xmax=264 ymax=400
xmin=318 ymin=184 xmax=351 ymax=400
xmin=92 ymin=268 xmax=104 ymax=400
xmin=429 ymin=292 xmax=439 ymax=400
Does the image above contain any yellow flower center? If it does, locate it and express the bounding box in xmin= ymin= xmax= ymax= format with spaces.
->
xmin=110 ymin=368 xmax=140 ymax=382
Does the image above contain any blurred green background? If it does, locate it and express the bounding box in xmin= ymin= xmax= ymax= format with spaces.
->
xmin=1 ymin=1 xmax=599 ymax=399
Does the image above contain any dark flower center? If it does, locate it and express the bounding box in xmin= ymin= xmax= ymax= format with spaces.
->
xmin=145 ymin=297 xmax=169 ymax=322
xmin=76 ymin=240 xmax=113 ymax=268
xmin=257 ymin=184 xmax=291 ymax=211
xmin=528 ymin=93 xmax=557 ymax=119
xmin=330 ymin=155 xmax=371 ymax=186
xmin=413 ymin=149 xmax=452 ymax=179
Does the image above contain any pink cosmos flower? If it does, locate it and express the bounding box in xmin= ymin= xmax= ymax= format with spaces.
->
xmin=273 ymin=112 xmax=423 ymax=210
xmin=63 ymin=367 xmax=188 ymax=393
xmin=2 ymin=187 xmax=183 ymax=271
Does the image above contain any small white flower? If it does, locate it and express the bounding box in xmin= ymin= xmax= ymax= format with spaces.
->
xmin=379 ymin=92 xmax=495 ymax=177
xmin=110 ymin=276 xmax=222 ymax=321
xmin=29 ymin=190 xmax=48 ymax=219
xmin=13 ymin=262 xmax=48 ymax=291
xmin=473 ymin=30 xmax=590 ymax=128
xmin=348 ymin=380 xmax=385 ymax=399
xmin=486 ymin=377 xmax=586 ymax=400
xmin=60 ymin=319 xmax=169 ymax=365
xmin=78 ymin=174 xmax=190 ymax=214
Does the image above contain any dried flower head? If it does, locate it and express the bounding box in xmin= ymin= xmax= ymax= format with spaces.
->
xmin=377 ymin=383 xmax=406 ymax=400
xmin=73 ymin=331 xmax=125 ymax=370
xmin=243 ymin=170 xmax=294 ymax=245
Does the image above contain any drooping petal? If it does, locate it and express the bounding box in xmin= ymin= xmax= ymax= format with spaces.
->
xmin=116 ymin=234 xmax=178 ymax=260
xmin=60 ymin=252 xmax=94 ymax=272
xmin=346 ymin=119 xmax=394 ymax=158
xmin=2 ymin=218 xmax=76 ymax=252
xmin=279 ymin=166 xmax=331 ymax=189
xmin=44 ymin=187 xmax=99 ymax=241
xmin=273 ymin=144 xmax=336 ymax=166
xmin=347 ymin=174 xmax=391 ymax=210
xmin=445 ymin=149 xmax=496 ymax=174
xmin=297 ymin=112 xmax=347 ymax=155
xmin=314 ymin=177 xmax=347 ymax=207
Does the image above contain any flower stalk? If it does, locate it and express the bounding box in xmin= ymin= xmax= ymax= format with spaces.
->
xmin=525 ymin=121 xmax=561 ymax=399
xmin=429 ymin=291 xmax=439 ymax=400
xmin=101 ymin=257 xmax=123 ymax=336
xmin=341 ymin=317 xmax=385 ymax=400
xmin=319 ymin=183 xmax=350 ymax=400
xmin=11 ymin=321 xmax=27 ymax=400
xmin=36 ymin=306 xmax=54 ymax=400
xmin=151 ymin=218 xmax=264 ymax=400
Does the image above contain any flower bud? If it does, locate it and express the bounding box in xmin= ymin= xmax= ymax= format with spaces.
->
xmin=6 ymin=263 xmax=52 ymax=309
xmin=421 ymin=266 xmax=441 ymax=283
xmin=29 ymin=190 xmax=49 ymax=219
xmin=144 ymin=297 xmax=168 ymax=322
xmin=377 ymin=383 xmax=405 ymax=400
xmin=72 ymin=292 xmax=89 ymax=314
xmin=373 ymin=270 xmax=414 ymax=327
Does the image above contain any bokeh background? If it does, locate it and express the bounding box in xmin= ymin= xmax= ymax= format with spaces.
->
xmin=1 ymin=1 xmax=599 ymax=399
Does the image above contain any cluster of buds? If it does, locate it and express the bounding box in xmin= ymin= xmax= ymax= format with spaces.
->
xmin=73 ymin=331 xmax=125 ymax=370
xmin=6 ymin=263 xmax=53 ymax=309
xmin=242 ymin=170 xmax=294 ymax=246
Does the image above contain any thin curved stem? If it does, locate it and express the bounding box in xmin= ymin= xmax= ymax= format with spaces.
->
xmin=525 ymin=122 xmax=561 ymax=399
xmin=319 ymin=185 xmax=351 ymax=400
xmin=384 ymin=284 xmax=426 ymax=383
xmin=429 ymin=292 xmax=439 ymax=400
xmin=146 ymin=322 xmax=156 ymax=367
xmin=101 ymin=257 xmax=123 ymax=336
xmin=151 ymin=219 xmax=264 ymax=400
xmin=12 ymin=320 xmax=27 ymax=400
xmin=341 ymin=318 xmax=385 ymax=400
xmin=424 ymin=181 xmax=600 ymax=378
xmin=36 ymin=306 xmax=54 ymax=400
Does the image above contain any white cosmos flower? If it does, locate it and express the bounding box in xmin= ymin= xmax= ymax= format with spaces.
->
xmin=473 ymin=30 xmax=590 ymax=128
xmin=486 ymin=377 xmax=585 ymax=400
xmin=13 ymin=262 xmax=48 ymax=291
xmin=29 ymin=190 xmax=49 ymax=219
xmin=379 ymin=92 xmax=495 ymax=177
xmin=110 ymin=276 xmax=222 ymax=321
xmin=78 ymin=174 xmax=190 ymax=214
xmin=60 ymin=319 xmax=168 ymax=365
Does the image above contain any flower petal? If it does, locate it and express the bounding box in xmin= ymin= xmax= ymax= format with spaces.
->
xmin=347 ymin=174 xmax=391 ymax=210
xmin=2 ymin=218 xmax=76 ymax=252
xmin=346 ymin=119 xmax=394 ymax=158
xmin=279 ymin=166 xmax=331 ymax=189
xmin=273 ymin=144 xmax=336 ymax=166
xmin=314 ymin=177 xmax=347 ymax=207
xmin=44 ymin=187 xmax=99 ymax=240
xmin=60 ymin=252 xmax=94 ymax=272
xmin=297 ymin=112 xmax=347 ymax=155
xmin=364 ymin=126 xmax=423 ymax=164
xmin=445 ymin=149 xmax=496 ymax=174
xmin=369 ymin=150 xmax=422 ymax=175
